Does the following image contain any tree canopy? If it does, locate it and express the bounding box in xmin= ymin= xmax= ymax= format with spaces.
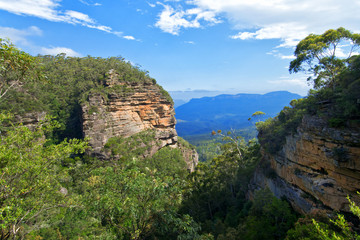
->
xmin=1 ymin=32 xmax=360 ymax=240
xmin=0 ymin=113 xmax=87 ymax=239
xmin=289 ymin=27 xmax=360 ymax=89
xmin=0 ymin=38 xmax=43 ymax=101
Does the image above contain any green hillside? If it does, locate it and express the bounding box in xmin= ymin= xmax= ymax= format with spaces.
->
xmin=1 ymin=27 xmax=360 ymax=240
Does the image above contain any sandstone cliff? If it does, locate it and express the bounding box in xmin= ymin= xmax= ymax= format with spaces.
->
xmin=15 ymin=112 xmax=46 ymax=130
xmin=81 ymin=70 xmax=198 ymax=170
xmin=250 ymin=115 xmax=360 ymax=214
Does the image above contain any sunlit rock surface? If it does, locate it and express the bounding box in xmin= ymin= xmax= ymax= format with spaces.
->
xmin=81 ymin=70 xmax=198 ymax=170
xmin=250 ymin=115 xmax=360 ymax=214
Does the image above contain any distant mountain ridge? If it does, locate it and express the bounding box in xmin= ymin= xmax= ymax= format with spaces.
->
xmin=175 ymin=91 xmax=302 ymax=136
xmin=169 ymin=90 xmax=242 ymax=108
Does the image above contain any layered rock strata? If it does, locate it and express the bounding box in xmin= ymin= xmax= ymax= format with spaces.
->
xmin=15 ymin=112 xmax=46 ymax=130
xmin=81 ymin=71 xmax=198 ymax=170
xmin=178 ymin=143 xmax=199 ymax=172
xmin=250 ymin=115 xmax=360 ymax=214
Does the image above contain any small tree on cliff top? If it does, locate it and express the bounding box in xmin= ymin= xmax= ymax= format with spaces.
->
xmin=289 ymin=27 xmax=360 ymax=90
xmin=0 ymin=38 xmax=43 ymax=100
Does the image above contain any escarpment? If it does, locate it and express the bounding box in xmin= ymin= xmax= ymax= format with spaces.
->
xmin=250 ymin=115 xmax=360 ymax=214
xmin=81 ymin=70 xmax=198 ymax=170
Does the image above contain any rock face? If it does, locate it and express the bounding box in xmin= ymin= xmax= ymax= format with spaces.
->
xmin=81 ymin=70 xmax=198 ymax=170
xmin=178 ymin=143 xmax=199 ymax=172
xmin=250 ymin=115 xmax=360 ymax=214
xmin=15 ymin=112 xmax=46 ymax=130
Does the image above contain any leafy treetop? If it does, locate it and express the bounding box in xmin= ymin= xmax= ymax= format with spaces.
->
xmin=289 ymin=27 xmax=360 ymax=89
xmin=0 ymin=38 xmax=43 ymax=100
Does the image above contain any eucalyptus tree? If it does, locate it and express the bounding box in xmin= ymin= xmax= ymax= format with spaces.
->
xmin=289 ymin=27 xmax=360 ymax=90
xmin=0 ymin=113 xmax=87 ymax=239
xmin=0 ymin=39 xmax=43 ymax=100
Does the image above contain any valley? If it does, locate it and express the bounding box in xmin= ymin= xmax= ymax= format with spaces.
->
xmin=1 ymin=27 xmax=360 ymax=240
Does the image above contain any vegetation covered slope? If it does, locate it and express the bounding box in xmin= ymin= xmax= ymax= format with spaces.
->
xmin=257 ymin=28 xmax=360 ymax=154
xmin=1 ymin=28 xmax=360 ymax=240
xmin=0 ymin=41 xmax=170 ymax=141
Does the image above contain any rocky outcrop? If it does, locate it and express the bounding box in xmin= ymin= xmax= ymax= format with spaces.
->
xmin=178 ymin=143 xmax=199 ymax=172
xmin=15 ymin=112 xmax=46 ymax=130
xmin=81 ymin=70 xmax=198 ymax=170
xmin=250 ymin=115 xmax=360 ymax=214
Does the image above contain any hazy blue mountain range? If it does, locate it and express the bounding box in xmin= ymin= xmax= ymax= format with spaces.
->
xmin=175 ymin=91 xmax=302 ymax=136
xmin=170 ymin=90 xmax=241 ymax=108
xmin=173 ymin=99 xmax=188 ymax=109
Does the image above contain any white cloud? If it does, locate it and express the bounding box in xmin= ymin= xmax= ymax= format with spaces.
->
xmin=158 ymin=0 xmax=360 ymax=48
xmin=268 ymin=76 xmax=310 ymax=89
xmin=0 ymin=0 xmax=62 ymax=21
xmin=155 ymin=5 xmax=197 ymax=35
xmin=184 ymin=40 xmax=195 ymax=44
xmin=64 ymin=10 xmax=95 ymax=24
xmin=267 ymin=49 xmax=295 ymax=60
xmin=86 ymin=24 xmax=112 ymax=33
xmin=230 ymin=32 xmax=255 ymax=40
xmin=123 ymin=35 xmax=136 ymax=40
xmin=147 ymin=2 xmax=156 ymax=8
xmin=155 ymin=3 xmax=220 ymax=35
xmin=79 ymin=0 xmax=101 ymax=6
xmin=0 ymin=25 xmax=83 ymax=57
xmin=0 ymin=26 xmax=42 ymax=45
xmin=41 ymin=46 xmax=82 ymax=57
xmin=113 ymin=32 xmax=139 ymax=41
xmin=230 ymin=23 xmax=309 ymax=48
xmin=0 ymin=0 xmax=126 ymax=37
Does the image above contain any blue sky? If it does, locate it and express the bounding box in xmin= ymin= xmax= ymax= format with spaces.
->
xmin=1 ymin=0 xmax=360 ymax=96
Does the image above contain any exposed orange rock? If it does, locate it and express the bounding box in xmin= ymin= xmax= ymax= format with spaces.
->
xmin=81 ymin=70 xmax=198 ymax=170
xmin=250 ymin=115 xmax=360 ymax=214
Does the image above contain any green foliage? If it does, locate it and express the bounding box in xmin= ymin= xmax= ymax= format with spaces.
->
xmin=211 ymin=130 xmax=260 ymax=168
xmin=248 ymin=111 xmax=266 ymax=123
xmin=289 ymin=27 xmax=360 ymax=89
xmin=158 ymin=84 xmax=174 ymax=104
xmin=258 ymin=53 xmax=360 ymax=154
xmin=194 ymin=139 xmax=222 ymax=162
xmin=82 ymin=165 xmax=199 ymax=239
xmin=286 ymin=215 xmax=328 ymax=240
xmin=180 ymin=136 xmax=263 ymax=238
xmin=0 ymin=112 xmax=87 ymax=239
xmin=141 ymin=147 xmax=188 ymax=178
xmin=104 ymin=133 xmax=190 ymax=178
xmin=286 ymin=195 xmax=360 ymax=240
xmin=0 ymin=42 xmax=201 ymax=239
xmin=0 ymin=47 xmax=172 ymax=142
xmin=104 ymin=129 xmax=156 ymax=160
xmin=310 ymin=195 xmax=360 ymax=240
xmin=0 ymin=39 xmax=319 ymax=240
xmin=0 ymin=38 xmax=43 ymax=101
xmin=27 ymin=144 xmax=200 ymax=239
xmin=183 ymin=127 xmax=258 ymax=162
xmin=256 ymin=99 xmax=307 ymax=154
xmin=178 ymin=136 xmax=196 ymax=150
xmin=181 ymin=130 xmax=298 ymax=239
xmin=257 ymin=28 xmax=360 ymax=154
xmin=238 ymin=188 xmax=298 ymax=240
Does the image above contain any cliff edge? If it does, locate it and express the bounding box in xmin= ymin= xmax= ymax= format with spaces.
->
xmin=250 ymin=114 xmax=360 ymax=214
xmin=81 ymin=70 xmax=198 ymax=171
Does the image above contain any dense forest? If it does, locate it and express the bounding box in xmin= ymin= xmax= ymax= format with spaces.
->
xmin=1 ymin=27 xmax=360 ymax=240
